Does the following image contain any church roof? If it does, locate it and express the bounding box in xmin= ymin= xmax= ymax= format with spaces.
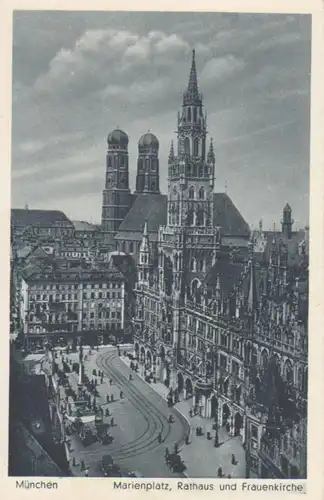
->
xmin=213 ymin=193 xmax=250 ymax=237
xmin=116 ymin=193 xmax=167 ymax=235
xmin=11 ymin=209 xmax=72 ymax=228
xmin=115 ymin=192 xmax=249 ymax=242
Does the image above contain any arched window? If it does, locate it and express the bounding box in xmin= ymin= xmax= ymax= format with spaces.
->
xmin=188 ymin=210 xmax=194 ymax=226
xmin=196 ymin=209 xmax=203 ymax=226
xmin=191 ymin=279 xmax=200 ymax=296
xmin=190 ymin=258 xmax=196 ymax=272
xmin=189 ymin=186 xmax=195 ymax=199
xmin=198 ymin=259 xmax=204 ymax=272
xmin=184 ymin=137 xmax=190 ymax=156
xmin=199 ymin=187 xmax=205 ymax=200
xmin=129 ymin=242 xmax=134 ymax=253
xmin=187 ymin=107 xmax=191 ymax=122
xmin=199 ymin=165 xmax=203 ymax=177
xmin=284 ymin=359 xmax=294 ymax=384
xmin=193 ymin=138 xmax=199 ymax=157
xmin=193 ymin=107 xmax=197 ymax=123
xmin=122 ymin=241 xmax=126 ymax=253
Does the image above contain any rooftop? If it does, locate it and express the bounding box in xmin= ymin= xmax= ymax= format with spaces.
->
xmin=12 ymin=208 xmax=72 ymax=228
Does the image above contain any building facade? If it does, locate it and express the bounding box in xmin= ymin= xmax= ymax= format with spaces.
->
xmin=130 ymin=51 xmax=308 ymax=479
xmin=19 ymin=259 xmax=126 ymax=349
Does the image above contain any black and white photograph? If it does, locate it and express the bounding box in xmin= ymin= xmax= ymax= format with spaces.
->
xmin=9 ymin=10 xmax=311 ymax=480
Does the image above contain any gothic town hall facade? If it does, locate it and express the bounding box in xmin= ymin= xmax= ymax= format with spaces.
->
xmin=102 ymin=51 xmax=308 ymax=479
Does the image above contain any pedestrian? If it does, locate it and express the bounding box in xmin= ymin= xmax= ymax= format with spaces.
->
xmin=111 ymin=394 xmax=114 ymax=402
xmin=84 ymin=468 xmax=89 ymax=477
xmin=231 ymin=453 xmax=236 ymax=465
xmin=174 ymin=442 xmax=178 ymax=454
xmin=101 ymin=377 xmax=103 ymax=384
xmin=228 ymin=474 xmax=232 ymax=479
xmin=106 ymin=394 xmax=110 ymax=403
xmin=129 ymin=373 xmax=132 ymax=381
xmin=158 ymin=432 xmax=162 ymax=443
xmin=80 ymin=459 xmax=85 ymax=471
xmin=110 ymin=378 xmax=113 ymax=386
xmin=217 ymin=467 xmax=222 ymax=478
xmin=105 ymin=408 xmax=110 ymax=417
xmin=120 ymin=391 xmax=123 ymax=399
xmin=189 ymin=408 xmax=193 ymax=418
xmin=111 ymin=417 xmax=114 ymax=427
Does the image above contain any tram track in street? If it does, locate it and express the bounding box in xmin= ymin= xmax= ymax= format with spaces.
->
xmin=94 ymin=350 xmax=177 ymax=460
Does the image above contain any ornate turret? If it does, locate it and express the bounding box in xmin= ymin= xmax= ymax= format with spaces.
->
xmin=281 ymin=203 xmax=294 ymax=239
xmin=138 ymin=220 xmax=151 ymax=285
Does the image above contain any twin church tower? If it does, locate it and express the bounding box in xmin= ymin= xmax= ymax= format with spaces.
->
xmin=101 ymin=49 xmax=215 ymax=248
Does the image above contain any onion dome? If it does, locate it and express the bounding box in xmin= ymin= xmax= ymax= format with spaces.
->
xmin=107 ymin=128 xmax=129 ymax=147
xmin=138 ymin=132 xmax=159 ymax=150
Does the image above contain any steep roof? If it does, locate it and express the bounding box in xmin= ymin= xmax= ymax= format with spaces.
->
xmin=116 ymin=193 xmax=167 ymax=234
xmin=205 ymin=252 xmax=246 ymax=295
xmin=115 ymin=192 xmax=249 ymax=241
xmin=12 ymin=209 xmax=72 ymax=227
xmin=259 ymin=230 xmax=307 ymax=266
xmin=213 ymin=193 xmax=250 ymax=237
xmin=72 ymin=220 xmax=99 ymax=231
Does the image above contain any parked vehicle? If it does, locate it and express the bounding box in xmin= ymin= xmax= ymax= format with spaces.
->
xmin=166 ymin=453 xmax=186 ymax=472
xmin=101 ymin=455 xmax=121 ymax=477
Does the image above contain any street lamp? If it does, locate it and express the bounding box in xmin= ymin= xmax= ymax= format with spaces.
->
xmin=213 ymin=345 xmax=220 ymax=448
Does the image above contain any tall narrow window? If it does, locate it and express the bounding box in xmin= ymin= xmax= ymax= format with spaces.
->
xmin=199 ymin=187 xmax=205 ymax=200
xmin=188 ymin=107 xmax=191 ymax=121
xmin=189 ymin=186 xmax=195 ymax=199
xmin=184 ymin=137 xmax=190 ymax=156
xmin=194 ymin=137 xmax=199 ymax=157
xmin=190 ymin=258 xmax=196 ymax=272
xmin=193 ymin=107 xmax=197 ymax=122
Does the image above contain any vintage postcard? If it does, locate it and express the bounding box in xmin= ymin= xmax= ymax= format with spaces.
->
xmin=1 ymin=1 xmax=323 ymax=499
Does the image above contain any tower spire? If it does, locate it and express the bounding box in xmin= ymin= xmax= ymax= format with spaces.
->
xmin=207 ymin=138 xmax=215 ymax=163
xmin=185 ymin=49 xmax=199 ymax=100
xmin=169 ymin=140 xmax=175 ymax=162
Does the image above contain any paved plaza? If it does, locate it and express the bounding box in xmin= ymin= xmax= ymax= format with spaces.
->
xmin=54 ymin=346 xmax=245 ymax=478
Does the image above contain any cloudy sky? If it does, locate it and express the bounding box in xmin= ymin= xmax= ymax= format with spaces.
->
xmin=12 ymin=11 xmax=311 ymax=229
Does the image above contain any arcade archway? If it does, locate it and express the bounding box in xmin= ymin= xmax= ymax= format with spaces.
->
xmin=146 ymin=350 xmax=152 ymax=368
xmin=185 ymin=378 xmax=193 ymax=397
xmin=140 ymin=346 xmax=145 ymax=363
xmin=234 ymin=412 xmax=243 ymax=436
xmin=222 ymin=403 xmax=230 ymax=426
xmin=211 ymin=395 xmax=218 ymax=419
xmin=177 ymin=372 xmax=184 ymax=393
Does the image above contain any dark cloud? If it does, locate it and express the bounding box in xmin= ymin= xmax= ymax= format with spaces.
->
xmin=12 ymin=11 xmax=311 ymax=229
